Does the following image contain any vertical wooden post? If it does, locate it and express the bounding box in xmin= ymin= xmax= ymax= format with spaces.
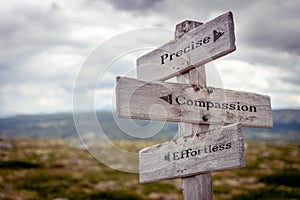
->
xmin=175 ymin=20 xmax=213 ymax=200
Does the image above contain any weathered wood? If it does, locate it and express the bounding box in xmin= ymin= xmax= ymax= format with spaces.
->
xmin=175 ymin=20 xmax=213 ymax=199
xmin=137 ymin=11 xmax=236 ymax=81
xmin=182 ymin=174 xmax=212 ymax=200
xmin=116 ymin=76 xmax=273 ymax=128
xmin=174 ymin=20 xmax=203 ymax=39
xmin=139 ymin=123 xmax=245 ymax=183
xmin=177 ymin=68 xmax=213 ymax=200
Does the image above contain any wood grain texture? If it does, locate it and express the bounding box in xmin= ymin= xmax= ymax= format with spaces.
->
xmin=136 ymin=11 xmax=236 ymax=81
xmin=139 ymin=123 xmax=245 ymax=183
xmin=116 ymin=76 xmax=273 ymax=128
xmin=175 ymin=20 xmax=213 ymax=200
xmin=178 ymin=68 xmax=213 ymax=200
xmin=182 ymin=174 xmax=212 ymax=200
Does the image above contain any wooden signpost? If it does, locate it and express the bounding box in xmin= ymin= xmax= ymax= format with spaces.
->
xmin=115 ymin=11 xmax=273 ymax=200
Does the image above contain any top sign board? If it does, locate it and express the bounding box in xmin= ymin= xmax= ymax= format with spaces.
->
xmin=137 ymin=12 xmax=236 ymax=81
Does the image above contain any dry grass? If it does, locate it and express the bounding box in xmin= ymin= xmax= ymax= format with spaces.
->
xmin=0 ymin=138 xmax=299 ymax=200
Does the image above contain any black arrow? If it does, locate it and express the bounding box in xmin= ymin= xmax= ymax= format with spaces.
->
xmin=213 ymin=30 xmax=224 ymax=42
xmin=163 ymin=152 xmax=171 ymax=162
xmin=160 ymin=94 xmax=172 ymax=105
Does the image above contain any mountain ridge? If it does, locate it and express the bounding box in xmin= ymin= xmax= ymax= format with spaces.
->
xmin=0 ymin=109 xmax=299 ymax=141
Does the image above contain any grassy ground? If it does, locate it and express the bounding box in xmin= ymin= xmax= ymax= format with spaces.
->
xmin=0 ymin=138 xmax=299 ymax=200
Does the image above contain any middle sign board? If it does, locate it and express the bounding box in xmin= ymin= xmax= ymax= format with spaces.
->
xmin=116 ymin=76 xmax=273 ymax=128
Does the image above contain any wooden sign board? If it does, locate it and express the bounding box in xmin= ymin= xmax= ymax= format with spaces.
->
xmin=137 ymin=11 xmax=236 ymax=81
xmin=139 ymin=123 xmax=245 ymax=183
xmin=116 ymin=77 xmax=273 ymax=128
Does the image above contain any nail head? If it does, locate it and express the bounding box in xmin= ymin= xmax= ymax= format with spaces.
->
xmin=202 ymin=115 xmax=209 ymax=122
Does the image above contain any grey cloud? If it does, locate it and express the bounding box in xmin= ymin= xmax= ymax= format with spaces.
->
xmin=282 ymin=76 xmax=300 ymax=88
xmin=108 ymin=0 xmax=162 ymax=12
xmin=0 ymin=2 xmax=88 ymax=55
xmin=0 ymin=2 xmax=88 ymax=84
xmin=147 ymin=0 xmax=253 ymax=27
xmin=130 ymin=0 xmax=300 ymax=55
xmin=238 ymin=0 xmax=300 ymax=54
xmin=230 ymin=47 xmax=299 ymax=68
xmin=229 ymin=47 xmax=300 ymax=92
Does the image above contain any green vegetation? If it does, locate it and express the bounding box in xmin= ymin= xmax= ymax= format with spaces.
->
xmin=259 ymin=169 xmax=300 ymax=187
xmin=231 ymin=187 xmax=300 ymax=200
xmin=0 ymin=139 xmax=299 ymax=199
xmin=0 ymin=160 xmax=42 ymax=169
xmin=70 ymin=190 xmax=144 ymax=200
xmin=142 ymin=182 xmax=178 ymax=195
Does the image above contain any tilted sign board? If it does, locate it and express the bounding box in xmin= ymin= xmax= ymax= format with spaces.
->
xmin=139 ymin=123 xmax=245 ymax=183
xmin=137 ymin=11 xmax=236 ymax=81
xmin=116 ymin=77 xmax=273 ymax=128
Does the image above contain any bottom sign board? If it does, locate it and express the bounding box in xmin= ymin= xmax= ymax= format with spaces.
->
xmin=139 ymin=123 xmax=245 ymax=183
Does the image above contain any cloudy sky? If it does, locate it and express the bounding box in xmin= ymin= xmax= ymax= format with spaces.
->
xmin=1 ymin=0 xmax=300 ymax=117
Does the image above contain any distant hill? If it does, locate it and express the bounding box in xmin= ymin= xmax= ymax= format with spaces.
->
xmin=0 ymin=112 xmax=177 ymax=141
xmin=0 ymin=110 xmax=299 ymax=141
xmin=243 ymin=109 xmax=300 ymax=141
